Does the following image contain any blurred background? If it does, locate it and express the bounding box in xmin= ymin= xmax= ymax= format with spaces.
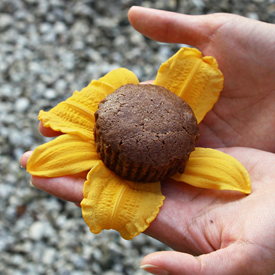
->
xmin=1 ymin=0 xmax=275 ymax=274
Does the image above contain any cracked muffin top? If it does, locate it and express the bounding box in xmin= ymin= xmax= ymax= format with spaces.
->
xmin=94 ymin=84 xmax=200 ymax=182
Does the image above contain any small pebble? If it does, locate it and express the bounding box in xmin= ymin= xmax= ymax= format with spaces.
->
xmin=15 ymin=98 xmax=30 ymax=113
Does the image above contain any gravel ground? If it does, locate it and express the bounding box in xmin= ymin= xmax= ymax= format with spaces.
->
xmin=1 ymin=0 xmax=275 ymax=274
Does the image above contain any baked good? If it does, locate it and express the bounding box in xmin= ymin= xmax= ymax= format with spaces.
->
xmin=94 ymin=84 xmax=199 ymax=182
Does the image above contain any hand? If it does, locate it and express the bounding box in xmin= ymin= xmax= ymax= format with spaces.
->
xmin=20 ymin=8 xmax=275 ymax=274
xmin=140 ymin=147 xmax=275 ymax=275
xmin=128 ymin=7 xmax=275 ymax=152
xmin=21 ymin=147 xmax=275 ymax=274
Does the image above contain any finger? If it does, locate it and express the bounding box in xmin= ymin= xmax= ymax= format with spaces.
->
xmin=128 ymin=6 xmax=225 ymax=48
xmin=140 ymin=244 xmax=268 ymax=275
xmin=39 ymin=121 xmax=63 ymax=137
xmin=141 ymin=251 xmax=199 ymax=275
xmin=31 ymin=175 xmax=84 ymax=204
xmin=20 ymin=151 xmax=32 ymax=168
xmin=21 ymin=151 xmax=85 ymax=203
xmin=141 ymin=80 xmax=154 ymax=84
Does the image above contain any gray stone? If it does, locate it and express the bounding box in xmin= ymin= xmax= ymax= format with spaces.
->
xmin=43 ymin=31 xmax=57 ymax=43
xmin=8 ymin=128 xmax=23 ymax=146
xmin=28 ymin=222 xmax=45 ymax=241
xmin=114 ymin=35 xmax=127 ymax=48
xmin=39 ymin=22 xmax=52 ymax=34
xmin=60 ymin=51 xmax=75 ymax=70
xmin=192 ymin=0 xmax=205 ymax=8
xmin=44 ymin=88 xmax=58 ymax=99
xmin=0 ymin=14 xmax=13 ymax=31
xmin=54 ymin=21 xmax=67 ymax=34
xmin=28 ymin=221 xmax=55 ymax=241
xmin=15 ymin=98 xmax=30 ymax=113
xmin=42 ymin=247 xmax=57 ymax=265
xmin=0 ymin=185 xmax=14 ymax=207
xmin=11 ymin=254 xmax=24 ymax=267
xmin=73 ymin=40 xmax=85 ymax=50
xmin=0 ymin=84 xmax=13 ymax=97
xmin=130 ymin=32 xmax=145 ymax=45
xmin=246 ymin=12 xmax=260 ymax=20
xmin=70 ymin=254 xmax=86 ymax=269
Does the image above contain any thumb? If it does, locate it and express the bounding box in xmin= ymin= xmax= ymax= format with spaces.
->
xmin=141 ymin=251 xmax=203 ymax=275
xmin=128 ymin=6 xmax=229 ymax=48
xmin=140 ymin=243 xmax=266 ymax=275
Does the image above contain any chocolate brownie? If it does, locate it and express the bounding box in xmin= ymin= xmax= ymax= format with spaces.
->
xmin=94 ymin=84 xmax=199 ymax=182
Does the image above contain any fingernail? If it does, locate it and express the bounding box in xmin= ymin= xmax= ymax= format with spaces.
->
xmin=140 ymin=264 xmax=169 ymax=275
xmin=29 ymin=180 xmax=34 ymax=187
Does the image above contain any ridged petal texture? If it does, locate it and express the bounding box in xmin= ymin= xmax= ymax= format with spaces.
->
xmin=171 ymin=148 xmax=251 ymax=194
xmin=81 ymin=161 xmax=165 ymax=240
xmin=27 ymin=134 xmax=100 ymax=177
xmin=26 ymin=49 xmax=251 ymax=241
xmin=153 ymin=47 xmax=224 ymax=123
xmin=38 ymin=68 xmax=139 ymax=141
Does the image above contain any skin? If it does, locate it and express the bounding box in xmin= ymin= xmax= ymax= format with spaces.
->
xmin=21 ymin=7 xmax=275 ymax=275
xmin=129 ymin=7 xmax=275 ymax=152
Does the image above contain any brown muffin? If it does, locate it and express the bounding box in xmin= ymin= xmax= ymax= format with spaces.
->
xmin=94 ymin=84 xmax=199 ymax=182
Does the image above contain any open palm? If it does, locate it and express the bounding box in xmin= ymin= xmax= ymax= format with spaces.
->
xmin=128 ymin=7 xmax=275 ymax=152
xmin=21 ymin=147 xmax=275 ymax=274
xmin=141 ymin=147 xmax=275 ymax=274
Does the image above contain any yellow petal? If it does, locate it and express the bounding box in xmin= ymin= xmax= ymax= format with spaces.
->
xmin=81 ymin=161 xmax=165 ymax=240
xmin=27 ymin=134 xmax=100 ymax=177
xmin=171 ymin=148 xmax=251 ymax=194
xmin=39 ymin=68 xmax=139 ymax=141
xmin=91 ymin=67 xmax=140 ymax=91
xmin=153 ymin=47 xmax=224 ymax=123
